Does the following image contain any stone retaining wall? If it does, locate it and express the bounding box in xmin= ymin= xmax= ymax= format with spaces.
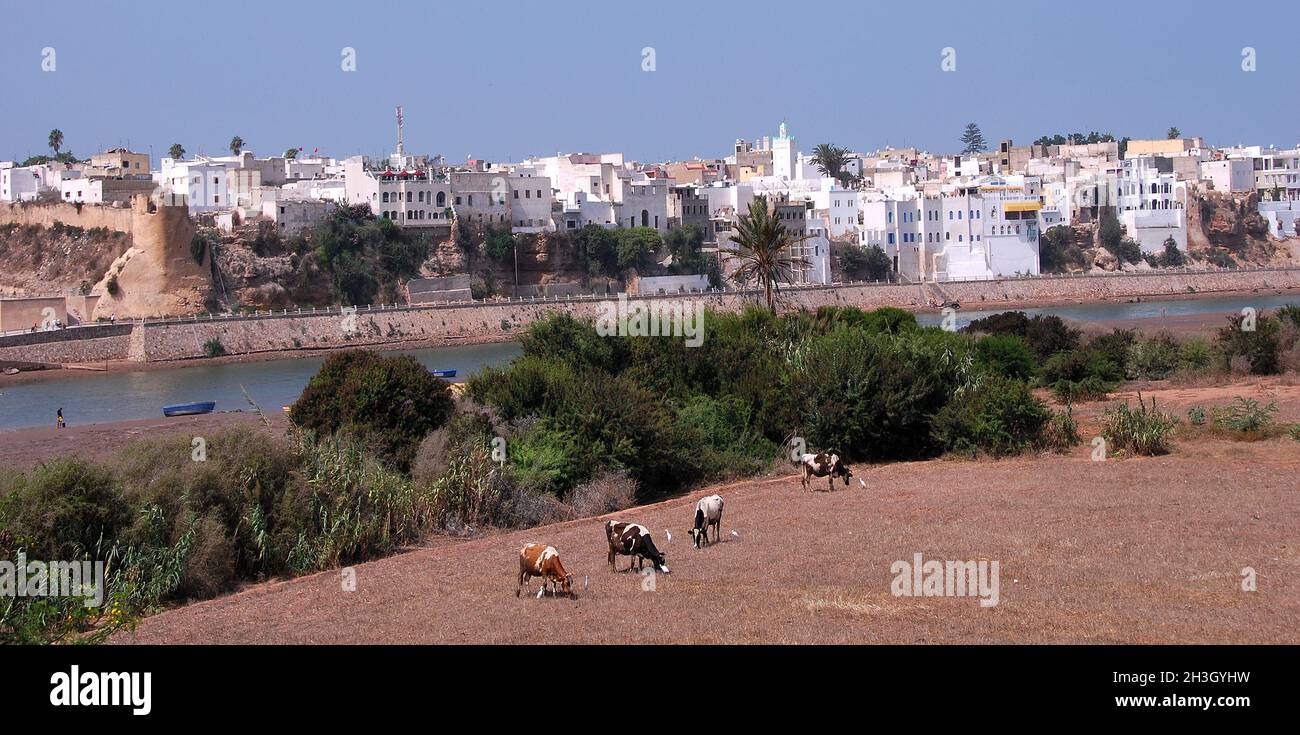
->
xmin=4 ymin=270 xmax=1300 ymax=364
xmin=0 ymin=324 xmax=133 ymax=363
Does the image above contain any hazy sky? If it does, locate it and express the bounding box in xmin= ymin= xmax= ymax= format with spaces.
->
xmin=2 ymin=0 xmax=1297 ymax=165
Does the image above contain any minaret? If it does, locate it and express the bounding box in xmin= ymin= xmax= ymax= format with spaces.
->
xmin=395 ymin=106 xmax=405 ymax=157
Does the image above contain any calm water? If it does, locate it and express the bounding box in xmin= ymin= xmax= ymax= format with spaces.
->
xmin=0 ymin=342 xmax=522 ymax=431
xmin=913 ymin=292 xmax=1300 ymax=330
xmin=1 ymin=292 xmax=1296 ymax=431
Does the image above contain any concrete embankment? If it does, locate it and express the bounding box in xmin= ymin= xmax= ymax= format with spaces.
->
xmin=2 ymin=268 xmax=1299 ymax=364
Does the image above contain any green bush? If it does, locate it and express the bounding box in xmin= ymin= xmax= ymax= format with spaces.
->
xmin=1129 ymin=332 xmax=1181 ymax=380
xmin=1211 ymin=397 xmax=1278 ymax=433
xmin=1177 ymin=338 xmax=1215 ymax=374
xmin=1102 ymin=394 xmax=1176 ymax=456
xmin=787 ymin=327 xmax=969 ymax=461
xmin=1043 ymin=404 xmax=1082 ymax=451
xmin=202 ymin=337 xmax=227 ymax=357
xmin=1216 ymin=313 xmax=1281 ymax=375
xmin=974 ymin=334 xmax=1036 ymax=381
xmin=289 ymin=350 xmax=455 ymax=470
xmin=0 ymin=459 xmax=130 ymax=560
xmin=1187 ymin=405 xmax=1207 ymax=425
xmin=964 ymin=311 xmax=1081 ymax=359
xmin=930 ymin=376 xmax=1052 ymax=457
xmin=1042 ymin=348 xmax=1123 ymax=400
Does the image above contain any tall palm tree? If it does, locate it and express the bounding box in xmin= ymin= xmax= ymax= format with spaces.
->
xmin=48 ymin=129 xmax=64 ymax=156
xmin=168 ymin=143 xmax=185 ymax=160
xmin=810 ymin=143 xmax=849 ymax=184
xmin=229 ymin=136 xmax=244 ymax=155
xmin=728 ymin=196 xmax=811 ymax=312
xmin=284 ymin=147 xmax=298 ymax=159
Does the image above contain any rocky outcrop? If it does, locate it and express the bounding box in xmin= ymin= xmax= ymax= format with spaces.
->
xmin=1187 ymin=187 xmax=1283 ymax=265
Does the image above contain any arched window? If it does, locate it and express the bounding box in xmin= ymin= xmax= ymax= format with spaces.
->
xmin=641 ymin=209 xmax=649 ymax=227
xmin=436 ymin=191 xmax=445 ymax=206
xmin=382 ymin=192 xmax=389 ymax=203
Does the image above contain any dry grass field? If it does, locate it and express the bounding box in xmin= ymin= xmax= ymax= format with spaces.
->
xmin=111 ymin=397 xmax=1300 ymax=643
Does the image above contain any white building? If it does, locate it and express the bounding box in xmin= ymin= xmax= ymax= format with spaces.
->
xmin=1201 ymin=159 xmax=1255 ymax=194
xmin=1226 ymin=145 xmax=1300 ymax=200
xmin=261 ymin=198 xmax=336 ymax=236
xmin=0 ymin=164 xmax=40 ymax=202
xmin=343 ymin=157 xmax=451 ymax=226
xmin=621 ymin=180 xmax=671 ymax=231
xmin=1114 ymin=157 xmax=1187 ymax=252
xmin=864 ymin=175 xmax=1043 ymax=281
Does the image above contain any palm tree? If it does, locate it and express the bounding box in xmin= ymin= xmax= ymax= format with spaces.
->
xmin=168 ymin=143 xmax=185 ymax=160
xmin=48 ymin=129 xmax=64 ymax=156
xmin=810 ymin=143 xmax=849 ymax=185
xmin=284 ymin=147 xmax=298 ymax=159
xmin=728 ymin=196 xmax=811 ymax=312
xmin=229 ymin=136 xmax=244 ymax=155
xmin=1166 ymin=127 xmax=1181 ymax=140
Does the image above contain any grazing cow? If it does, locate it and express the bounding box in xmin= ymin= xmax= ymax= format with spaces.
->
xmin=690 ymin=494 xmax=724 ymax=549
xmin=800 ymin=452 xmax=852 ymax=492
xmin=517 ymin=543 xmax=574 ymax=598
xmin=605 ymin=521 xmax=670 ymax=574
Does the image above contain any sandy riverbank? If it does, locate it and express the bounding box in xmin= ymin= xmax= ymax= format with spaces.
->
xmin=0 ymin=411 xmax=290 ymax=469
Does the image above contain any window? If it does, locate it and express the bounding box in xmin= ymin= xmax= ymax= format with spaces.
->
xmin=513 ymin=190 xmax=519 ymax=199
xmin=468 ymin=194 xmax=474 ymax=206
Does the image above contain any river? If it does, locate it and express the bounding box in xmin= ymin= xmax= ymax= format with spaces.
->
xmin=1 ymin=292 xmax=1296 ymax=431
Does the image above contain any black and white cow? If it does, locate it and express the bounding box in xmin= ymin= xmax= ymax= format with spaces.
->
xmin=689 ymin=494 xmax=724 ymax=549
xmin=605 ymin=521 xmax=670 ymax=573
xmin=799 ymin=452 xmax=853 ymax=492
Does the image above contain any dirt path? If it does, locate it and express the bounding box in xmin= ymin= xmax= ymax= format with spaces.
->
xmin=112 ymin=435 xmax=1300 ymax=644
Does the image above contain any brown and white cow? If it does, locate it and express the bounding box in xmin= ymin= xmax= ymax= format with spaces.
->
xmin=799 ymin=452 xmax=852 ymax=492
xmin=605 ymin=521 xmax=670 ymax=574
xmin=517 ymin=543 xmax=574 ymax=598
xmin=689 ymin=494 xmax=724 ymax=549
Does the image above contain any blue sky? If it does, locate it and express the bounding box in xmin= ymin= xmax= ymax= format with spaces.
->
xmin=1 ymin=0 xmax=1296 ymax=164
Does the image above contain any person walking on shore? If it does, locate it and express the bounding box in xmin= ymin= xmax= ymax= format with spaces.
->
xmin=56 ymin=408 xmax=65 ymax=430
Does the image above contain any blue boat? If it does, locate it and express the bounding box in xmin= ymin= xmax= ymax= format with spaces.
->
xmin=163 ymin=401 xmax=216 ymax=417
xmin=431 ymin=369 xmax=457 ymax=379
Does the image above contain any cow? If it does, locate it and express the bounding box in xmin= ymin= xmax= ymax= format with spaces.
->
xmin=799 ymin=452 xmax=853 ymax=492
xmin=689 ymin=494 xmax=724 ymax=549
xmin=605 ymin=521 xmax=670 ymax=574
xmin=517 ymin=543 xmax=574 ymax=598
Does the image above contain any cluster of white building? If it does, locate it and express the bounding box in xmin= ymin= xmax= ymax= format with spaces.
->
xmin=4 ymin=112 xmax=1298 ymax=286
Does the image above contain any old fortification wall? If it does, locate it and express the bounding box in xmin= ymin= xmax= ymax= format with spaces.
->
xmin=0 ymin=198 xmax=212 ymax=320
xmin=0 ymin=200 xmax=135 ymax=232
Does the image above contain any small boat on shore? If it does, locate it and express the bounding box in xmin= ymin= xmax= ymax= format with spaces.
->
xmin=163 ymin=401 xmax=216 ymax=417
xmin=431 ymin=369 xmax=457 ymax=379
